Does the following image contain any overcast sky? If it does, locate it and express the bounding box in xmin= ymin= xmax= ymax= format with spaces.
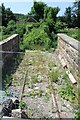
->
xmin=0 ymin=0 xmax=75 ymax=16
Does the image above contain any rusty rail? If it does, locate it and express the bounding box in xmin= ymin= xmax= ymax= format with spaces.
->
xmin=49 ymin=79 xmax=61 ymax=119
xmin=19 ymin=70 xmax=28 ymax=102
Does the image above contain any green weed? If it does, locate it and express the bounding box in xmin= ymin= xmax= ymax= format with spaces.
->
xmin=50 ymin=69 xmax=59 ymax=82
xmin=19 ymin=101 xmax=26 ymax=109
xmin=59 ymin=84 xmax=76 ymax=102
xmin=26 ymin=88 xmax=43 ymax=97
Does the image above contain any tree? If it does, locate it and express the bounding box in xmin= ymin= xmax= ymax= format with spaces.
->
xmin=6 ymin=8 xmax=16 ymax=24
xmin=0 ymin=3 xmax=16 ymax=26
xmin=29 ymin=1 xmax=46 ymax=21
xmin=57 ymin=16 xmax=66 ymax=23
xmin=44 ymin=6 xmax=49 ymax=19
xmin=1 ymin=3 xmax=6 ymax=26
xmin=7 ymin=20 xmax=16 ymax=33
xmin=0 ymin=5 xmax=2 ymax=26
xmin=73 ymin=0 xmax=80 ymax=28
xmin=28 ymin=1 xmax=59 ymax=23
xmin=71 ymin=14 xmax=77 ymax=27
xmin=64 ymin=6 xmax=72 ymax=28
xmin=64 ymin=0 xmax=80 ymax=28
xmin=44 ymin=6 xmax=60 ymax=22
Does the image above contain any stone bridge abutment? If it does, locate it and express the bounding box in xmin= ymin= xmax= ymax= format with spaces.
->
xmin=57 ymin=33 xmax=80 ymax=84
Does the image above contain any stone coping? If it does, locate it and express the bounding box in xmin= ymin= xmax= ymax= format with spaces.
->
xmin=0 ymin=34 xmax=19 ymax=46
xmin=58 ymin=33 xmax=80 ymax=52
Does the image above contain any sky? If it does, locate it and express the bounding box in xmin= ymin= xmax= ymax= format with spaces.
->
xmin=0 ymin=0 xmax=75 ymax=16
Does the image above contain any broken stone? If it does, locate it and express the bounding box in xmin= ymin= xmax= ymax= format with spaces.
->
xmin=28 ymin=89 xmax=32 ymax=92
xmin=8 ymin=99 xmax=14 ymax=110
xmin=2 ymin=107 xmax=12 ymax=117
xmin=12 ymin=109 xmax=21 ymax=118
xmin=21 ymin=110 xmax=28 ymax=119
xmin=2 ymin=116 xmax=14 ymax=118
xmin=14 ymin=99 xmax=19 ymax=109
xmin=34 ymin=87 xmax=39 ymax=90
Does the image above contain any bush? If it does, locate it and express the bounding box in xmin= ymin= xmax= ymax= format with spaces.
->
xmin=16 ymin=24 xmax=26 ymax=38
xmin=21 ymin=26 xmax=52 ymax=51
xmin=21 ymin=19 xmax=58 ymax=51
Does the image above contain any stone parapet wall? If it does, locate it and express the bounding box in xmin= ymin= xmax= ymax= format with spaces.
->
xmin=0 ymin=34 xmax=19 ymax=66
xmin=0 ymin=34 xmax=19 ymax=89
xmin=57 ymin=33 xmax=80 ymax=83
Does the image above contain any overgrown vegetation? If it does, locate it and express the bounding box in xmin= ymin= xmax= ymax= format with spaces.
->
xmin=21 ymin=0 xmax=80 ymax=51
xmin=21 ymin=22 xmax=57 ymax=51
xmin=59 ymin=84 xmax=76 ymax=102
xmin=21 ymin=1 xmax=59 ymax=51
xmin=0 ymin=19 xmax=26 ymax=42
xmin=58 ymin=72 xmax=77 ymax=103
xmin=58 ymin=28 xmax=80 ymax=41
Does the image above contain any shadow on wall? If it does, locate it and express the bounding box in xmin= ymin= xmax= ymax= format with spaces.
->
xmin=2 ymin=53 xmax=25 ymax=89
xmin=0 ymin=34 xmax=24 ymax=89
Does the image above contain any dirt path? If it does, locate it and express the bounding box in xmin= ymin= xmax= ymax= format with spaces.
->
xmin=9 ymin=50 xmax=74 ymax=118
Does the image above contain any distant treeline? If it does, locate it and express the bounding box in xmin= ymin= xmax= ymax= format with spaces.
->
xmin=0 ymin=4 xmax=26 ymax=26
xmin=58 ymin=1 xmax=80 ymax=28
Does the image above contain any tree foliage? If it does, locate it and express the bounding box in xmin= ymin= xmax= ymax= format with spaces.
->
xmin=65 ymin=7 xmax=72 ymax=28
xmin=63 ymin=1 xmax=80 ymax=28
xmin=29 ymin=1 xmax=46 ymax=21
xmin=0 ymin=3 xmax=16 ymax=26
xmin=34 ymin=1 xmax=46 ymax=19
xmin=28 ymin=1 xmax=60 ymax=22
xmin=73 ymin=1 xmax=80 ymax=28
xmin=57 ymin=1 xmax=80 ymax=28
xmin=44 ymin=7 xmax=60 ymax=22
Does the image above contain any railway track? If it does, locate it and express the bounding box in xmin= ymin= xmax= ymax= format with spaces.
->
xmin=1 ymin=51 xmax=74 ymax=119
xmin=49 ymin=78 xmax=61 ymax=119
xmin=20 ymin=67 xmax=61 ymax=119
xmin=18 ymin=51 xmax=74 ymax=119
